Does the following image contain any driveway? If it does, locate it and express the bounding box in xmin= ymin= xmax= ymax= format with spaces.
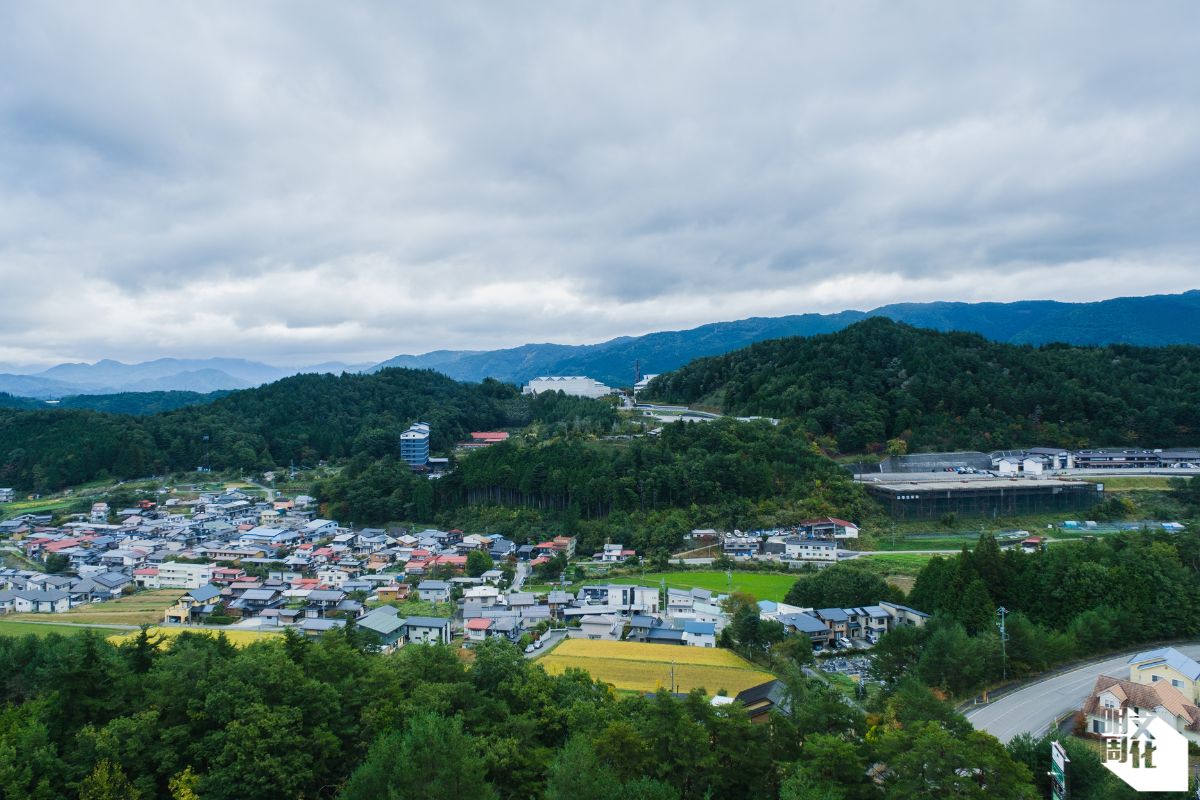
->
xmin=966 ymin=643 xmax=1200 ymax=743
xmin=523 ymin=628 xmax=566 ymax=658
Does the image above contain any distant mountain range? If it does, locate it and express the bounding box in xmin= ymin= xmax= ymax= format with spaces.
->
xmin=2 ymin=290 xmax=1196 ymax=398
xmin=0 ymin=358 xmax=371 ymax=399
xmin=370 ymin=290 xmax=1200 ymax=386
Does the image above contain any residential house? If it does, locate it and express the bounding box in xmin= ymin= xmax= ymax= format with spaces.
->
xmin=734 ymin=679 xmax=791 ymax=724
xmin=465 ymin=617 xmax=494 ymax=643
xmin=879 ymin=601 xmax=930 ymax=628
xmin=1083 ymin=674 xmax=1200 ymax=744
xmin=682 ymin=620 xmax=716 ymax=647
xmin=1127 ymin=647 xmax=1200 ymax=703
xmin=777 ymin=612 xmax=832 ymax=648
xmin=300 ymin=617 xmax=347 ymax=637
xmin=304 ymin=589 xmax=347 ymax=618
xmin=10 ymin=589 xmax=71 ymax=613
xmin=579 ymin=614 xmax=623 ymax=640
xmin=845 ymin=606 xmax=891 ymax=643
xmin=163 ymin=585 xmax=223 ymax=624
xmin=0 ymin=488 xmax=14 ymax=503
xmin=579 ymin=584 xmax=660 ymax=614
xmin=404 ymin=616 xmax=451 ymax=645
xmin=417 ymin=580 xmax=452 ymax=604
xmin=815 ymin=608 xmax=850 ymax=640
xmin=721 ymin=534 xmax=760 ymax=558
xmin=357 ymin=607 xmax=406 ymax=652
xmin=155 ymin=561 xmax=214 ymax=589
xmin=645 ymin=627 xmax=686 ymax=645
xmin=228 ymin=588 xmax=284 ymax=616
xmin=595 ymin=543 xmax=636 ymax=563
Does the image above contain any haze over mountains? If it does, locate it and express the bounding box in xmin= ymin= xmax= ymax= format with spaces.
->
xmin=1 ymin=290 xmax=1196 ymax=398
xmin=0 ymin=358 xmax=371 ymax=399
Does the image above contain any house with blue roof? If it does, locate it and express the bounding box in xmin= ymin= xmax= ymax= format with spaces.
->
xmin=1128 ymin=647 xmax=1200 ymax=703
xmin=683 ymin=620 xmax=716 ymax=648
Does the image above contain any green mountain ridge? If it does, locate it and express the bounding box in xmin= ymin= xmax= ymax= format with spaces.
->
xmin=644 ymin=318 xmax=1200 ymax=453
xmin=370 ymin=290 xmax=1200 ymax=386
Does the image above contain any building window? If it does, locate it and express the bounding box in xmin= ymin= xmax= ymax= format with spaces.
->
xmin=1093 ymin=719 xmax=1104 ymax=733
xmin=1152 ymin=675 xmax=1160 ymax=682
xmin=1173 ymin=679 xmax=1184 ymax=688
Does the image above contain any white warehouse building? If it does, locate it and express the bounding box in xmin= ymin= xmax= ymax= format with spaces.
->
xmin=522 ymin=376 xmax=614 ymax=399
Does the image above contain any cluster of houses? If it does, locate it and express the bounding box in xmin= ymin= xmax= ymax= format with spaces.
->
xmin=0 ymin=567 xmax=134 ymax=613
xmin=720 ymin=518 xmax=860 ymax=563
xmin=0 ymin=488 xmax=533 ymax=615
xmin=1082 ymin=647 xmax=1200 ymax=745
xmin=759 ymin=600 xmax=928 ymax=647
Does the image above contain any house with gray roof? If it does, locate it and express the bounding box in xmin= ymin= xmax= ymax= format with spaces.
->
xmin=404 ymin=616 xmax=451 ymax=645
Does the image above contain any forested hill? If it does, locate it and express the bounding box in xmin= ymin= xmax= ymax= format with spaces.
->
xmin=0 ymin=390 xmax=228 ymax=415
xmin=0 ymin=369 xmax=617 ymax=491
xmin=644 ymin=318 xmax=1200 ymax=453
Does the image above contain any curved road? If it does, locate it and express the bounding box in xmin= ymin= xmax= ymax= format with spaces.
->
xmin=966 ymin=643 xmax=1200 ymax=743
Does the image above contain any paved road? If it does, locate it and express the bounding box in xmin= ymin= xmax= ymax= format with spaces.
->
xmin=523 ymin=628 xmax=567 ymax=658
xmin=510 ymin=561 xmax=529 ymax=592
xmin=966 ymin=642 xmax=1200 ymax=743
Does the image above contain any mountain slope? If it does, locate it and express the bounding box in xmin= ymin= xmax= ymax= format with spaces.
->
xmin=369 ymin=290 xmax=1200 ymax=386
xmin=643 ymin=318 xmax=1200 ymax=453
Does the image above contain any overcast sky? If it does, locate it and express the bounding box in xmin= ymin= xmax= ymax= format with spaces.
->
xmin=1 ymin=2 xmax=1197 ymax=366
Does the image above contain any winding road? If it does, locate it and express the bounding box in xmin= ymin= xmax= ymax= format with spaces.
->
xmin=965 ymin=642 xmax=1200 ymax=743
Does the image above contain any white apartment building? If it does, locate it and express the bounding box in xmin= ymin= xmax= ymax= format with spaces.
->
xmin=148 ymin=562 xmax=213 ymax=590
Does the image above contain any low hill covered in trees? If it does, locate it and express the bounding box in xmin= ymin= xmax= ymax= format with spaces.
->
xmin=644 ymin=318 xmax=1200 ymax=453
xmin=0 ymin=369 xmax=618 ymax=492
xmin=318 ymin=417 xmax=880 ymax=552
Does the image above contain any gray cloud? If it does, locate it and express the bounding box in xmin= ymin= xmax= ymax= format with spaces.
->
xmin=0 ymin=1 xmax=1197 ymax=365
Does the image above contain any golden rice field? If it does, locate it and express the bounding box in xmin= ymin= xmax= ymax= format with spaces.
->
xmin=107 ymin=626 xmax=281 ymax=648
xmin=538 ymin=639 xmax=773 ymax=696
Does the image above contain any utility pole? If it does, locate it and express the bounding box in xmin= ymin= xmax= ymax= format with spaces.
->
xmin=996 ymin=606 xmax=1009 ymax=681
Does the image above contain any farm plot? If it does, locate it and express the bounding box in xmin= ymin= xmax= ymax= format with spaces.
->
xmin=538 ymin=639 xmax=773 ymax=696
xmin=107 ymin=626 xmax=281 ymax=648
xmin=6 ymin=589 xmax=182 ymax=626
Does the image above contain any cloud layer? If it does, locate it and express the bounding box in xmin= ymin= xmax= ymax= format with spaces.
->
xmin=1 ymin=2 xmax=1197 ymax=364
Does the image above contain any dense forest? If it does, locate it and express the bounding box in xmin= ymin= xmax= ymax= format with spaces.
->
xmin=859 ymin=527 xmax=1200 ymax=696
xmin=644 ymin=318 xmax=1200 ymax=452
xmin=0 ymin=370 xmax=618 ymax=492
xmin=0 ymin=628 xmax=1068 ymax=800
xmin=317 ymin=418 xmax=881 ymax=553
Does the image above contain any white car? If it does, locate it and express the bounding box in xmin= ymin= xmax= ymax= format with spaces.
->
xmin=837 ymin=637 xmax=852 ymax=649
xmin=534 ymin=638 xmax=545 ymax=649
xmin=524 ymin=644 xmax=536 ymax=654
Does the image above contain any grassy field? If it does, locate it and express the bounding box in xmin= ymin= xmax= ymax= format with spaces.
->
xmin=1080 ymin=476 xmax=1179 ymax=491
xmin=6 ymin=589 xmax=182 ymax=626
xmin=107 ymin=626 xmax=282 ymax=648
xmin=539 ymin=639 xmax=773 ymax=695
xmin=0 ymin=620 xmax=97 ymax=637
xmin=557 ymin=571 xmax=800 ymax=602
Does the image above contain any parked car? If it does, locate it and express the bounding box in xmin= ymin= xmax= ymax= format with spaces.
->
xmin=534 ymin=638 xmax=545 ymax=649
xmin=524 ymin=644 xmax=536 ymax=654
